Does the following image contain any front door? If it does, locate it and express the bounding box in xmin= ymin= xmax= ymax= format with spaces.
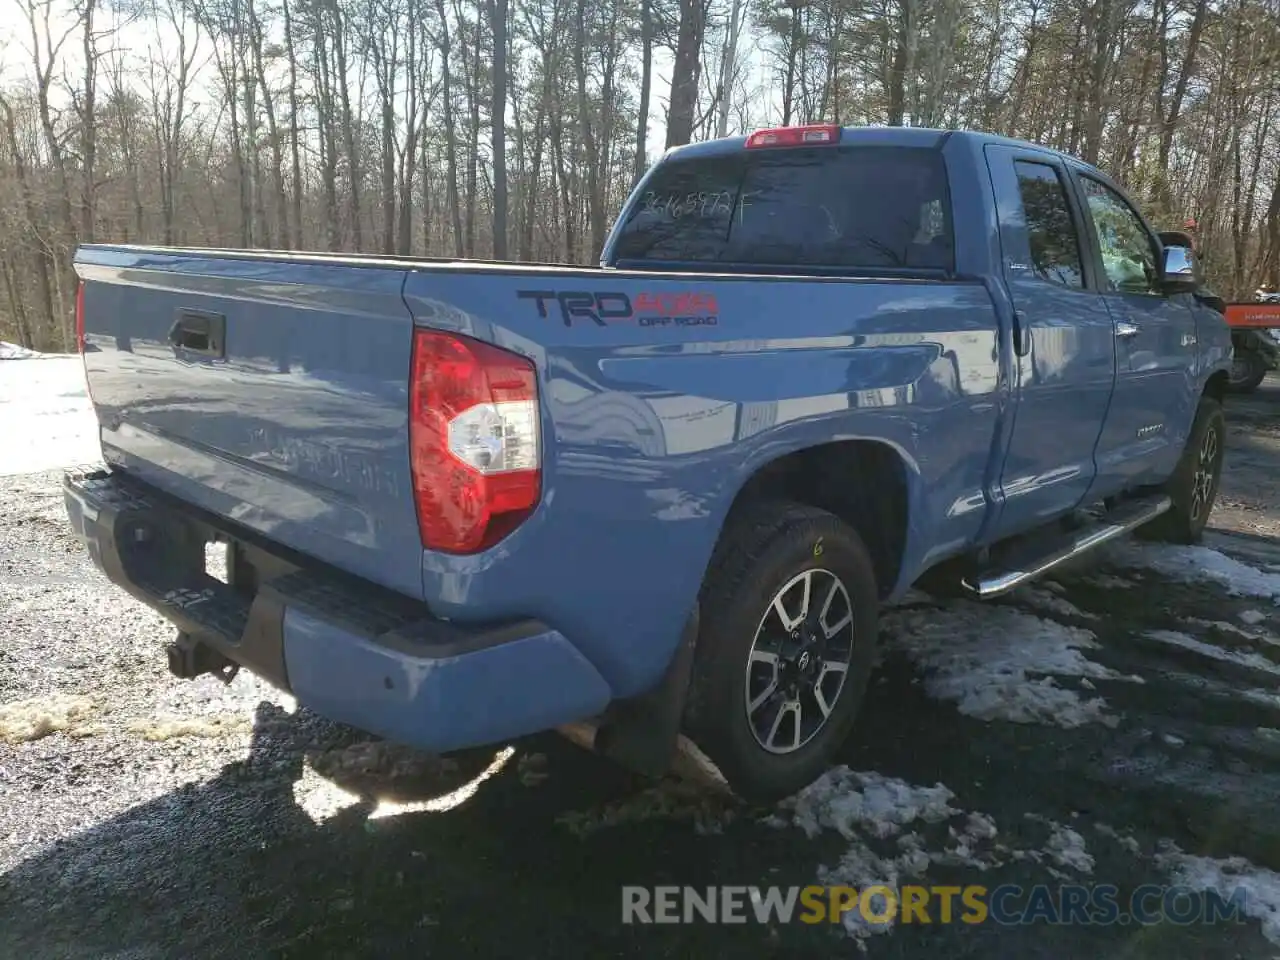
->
xmin=983 ymin=145 xmax=1117 ymax=540
xmin=1072 ymin=172 xmax=1198 ymax=489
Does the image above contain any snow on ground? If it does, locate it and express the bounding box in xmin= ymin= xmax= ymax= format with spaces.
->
xmin=1044 ymin=821 xmax=1094 ymax=874
xmin=0 ymin=342 xmax=40 ymax=360
xmin=1111 ymin=541 xmax=1280 ymax=604
xmin=1093 ymin=822 xmax=1141 ymax=855
xmin=770 ymin=768 xmax=1001 ymax=943
xmin=1186 ymin=616 xmax=1278 ymax=645
xmin=1142 ymin=630 xmax=1280 ymax=678
xmin=1158 ymin=845 xmax=1280 ymax=945
xmin=1080 ymin=572 xmax=1138 ymax=590
xmin=769 ymin=770 xmax=1117 ymax=945
xmin=783 ymin=768 xmax=960 ymax=842
xmin=1010 ymin=584 xmax=1101 ymax=622
xmin=883 ymin=602 xmax=1140 ymax=729
xmin=1243 ymin=689 xmax=1280 ymax=711
xmin=0 ymin=352 xmax=99 ymax=476
xmin=1027 ymin=815 xmax=1095 ymax=875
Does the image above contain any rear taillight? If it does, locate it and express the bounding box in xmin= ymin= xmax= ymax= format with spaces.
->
xmin=745 ymin=124 xmax=841 ymax=149
xmin=408 ymin=329 xmax=541 ymax=554
xmin=75 ymin=280 xmax=85 ymax=353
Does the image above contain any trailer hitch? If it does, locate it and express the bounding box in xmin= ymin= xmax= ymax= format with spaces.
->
xmin=166 ymin=631 xmax=240 ymax=685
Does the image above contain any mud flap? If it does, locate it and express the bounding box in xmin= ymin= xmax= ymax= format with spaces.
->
xmin=590 ymin=604 xmax=701 ymax=779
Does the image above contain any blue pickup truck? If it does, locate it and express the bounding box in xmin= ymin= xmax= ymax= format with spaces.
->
xmin=65 ymin=126 xmax=1231 ymax=800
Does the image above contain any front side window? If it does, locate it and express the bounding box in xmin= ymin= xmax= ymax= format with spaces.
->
xmin=1014 ymin=160 xmax=1084 ymax=289
xmin=1080 ymin=177 xmax=1160 ymax=295
xmin=612 ymin=146 xmax=953 ymax=272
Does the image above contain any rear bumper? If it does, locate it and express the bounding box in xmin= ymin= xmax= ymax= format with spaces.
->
xmin=63 ymin=468 xmax=612 ymax=752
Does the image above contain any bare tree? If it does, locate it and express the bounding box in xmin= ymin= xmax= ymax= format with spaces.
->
xmin=666 ymin=0 xmax=707 ymax=146
xmin=491 ymin=0 xmax=509 ymax=257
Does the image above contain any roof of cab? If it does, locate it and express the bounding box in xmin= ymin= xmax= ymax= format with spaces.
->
xmin=662 ymin=126 xmax=1077 ymax=166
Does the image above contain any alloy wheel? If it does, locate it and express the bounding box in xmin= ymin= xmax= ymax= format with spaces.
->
xmin=1189 ymin=422 xmax=1221 ymax=523
xmin=743 ymin=568 xmax=856 ymax=755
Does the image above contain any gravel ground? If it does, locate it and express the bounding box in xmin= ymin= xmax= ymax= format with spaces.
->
xmin=3 ymin=376 xmax=1280 ymax=958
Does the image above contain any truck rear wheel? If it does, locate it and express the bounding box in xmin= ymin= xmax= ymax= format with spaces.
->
xmin=1227 ymin=349 xmax=1267 ymax=394
xmin=685 ymin=502 xmax=878 ymax=802
xmin=1142 ymin=396 xmax=1225 ymax=545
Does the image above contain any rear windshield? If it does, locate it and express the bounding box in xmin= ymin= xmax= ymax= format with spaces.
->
xmin=611 ymin=145 xmax=953 ymax=272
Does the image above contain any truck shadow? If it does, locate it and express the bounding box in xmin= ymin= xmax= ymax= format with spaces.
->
xmin=0 ymin=703 xmax=792 ymax=960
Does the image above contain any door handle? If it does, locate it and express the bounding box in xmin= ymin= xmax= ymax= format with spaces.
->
xmin=169 ymin=309 xmax=226 ymax=358
xmin=1012 ymin=309 xmax=1031 ymax=357
xmin=1115 ymin=320 xmax=1140 ymax=338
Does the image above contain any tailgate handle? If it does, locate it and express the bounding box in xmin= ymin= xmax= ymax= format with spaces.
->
xmin=169 ymin=310 xmax=226 ymax=358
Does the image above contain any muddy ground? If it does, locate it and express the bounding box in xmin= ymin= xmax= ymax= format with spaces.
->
xmin=3 ymin=379 xmax=1280 ymax=958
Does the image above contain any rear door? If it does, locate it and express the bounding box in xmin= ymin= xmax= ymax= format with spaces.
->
xmin=1071 ymin=172 xmax=1198 ymax=486
xmin=983 ymin=145 xmax=1116 ymax=537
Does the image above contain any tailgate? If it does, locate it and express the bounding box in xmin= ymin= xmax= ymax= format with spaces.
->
xmin=74 ymin=247 xmax=424 ymax=599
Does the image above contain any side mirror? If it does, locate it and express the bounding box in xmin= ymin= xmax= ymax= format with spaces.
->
xmin=1158 ymin=237 xmax=1199 ymax=295
xmin=1158 ymin=229 xmax=1195 ymax=249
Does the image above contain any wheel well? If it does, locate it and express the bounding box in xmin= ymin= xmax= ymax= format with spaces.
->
xmin=723 ymin=441 xmax=909 ymax=599
xmin=1204 ymin=370 xmax=1228 ymax=404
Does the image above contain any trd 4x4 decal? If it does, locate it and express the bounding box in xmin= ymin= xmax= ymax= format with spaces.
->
xmin=516 ymin=290 xmax=719 ymax=327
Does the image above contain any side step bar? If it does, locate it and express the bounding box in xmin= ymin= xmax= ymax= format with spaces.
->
xmin=963 ymin=494 xmax=1171 ymax=599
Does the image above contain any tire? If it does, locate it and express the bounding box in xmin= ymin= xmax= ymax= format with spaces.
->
xmin=1142 ymin=396 xmax=1226 ymax=545
xmin=684 ymin=501 xmax=879 ymax=802
xmin=1227 ymin=349 xmax=1267 ymax=394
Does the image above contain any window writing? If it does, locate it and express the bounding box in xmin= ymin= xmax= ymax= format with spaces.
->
xmin=613 ymin=146 xmax=954 ymax=272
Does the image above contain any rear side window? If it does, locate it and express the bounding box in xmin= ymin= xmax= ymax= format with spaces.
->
xmin=1013 ymin=161 xmax=1084 ymax=289
xmin=612 ymin=146 xmax=953 ymax=272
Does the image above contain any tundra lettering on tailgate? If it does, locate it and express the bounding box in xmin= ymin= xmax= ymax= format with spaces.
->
xmin=516 ymin=290 xmax=719 ymax=328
